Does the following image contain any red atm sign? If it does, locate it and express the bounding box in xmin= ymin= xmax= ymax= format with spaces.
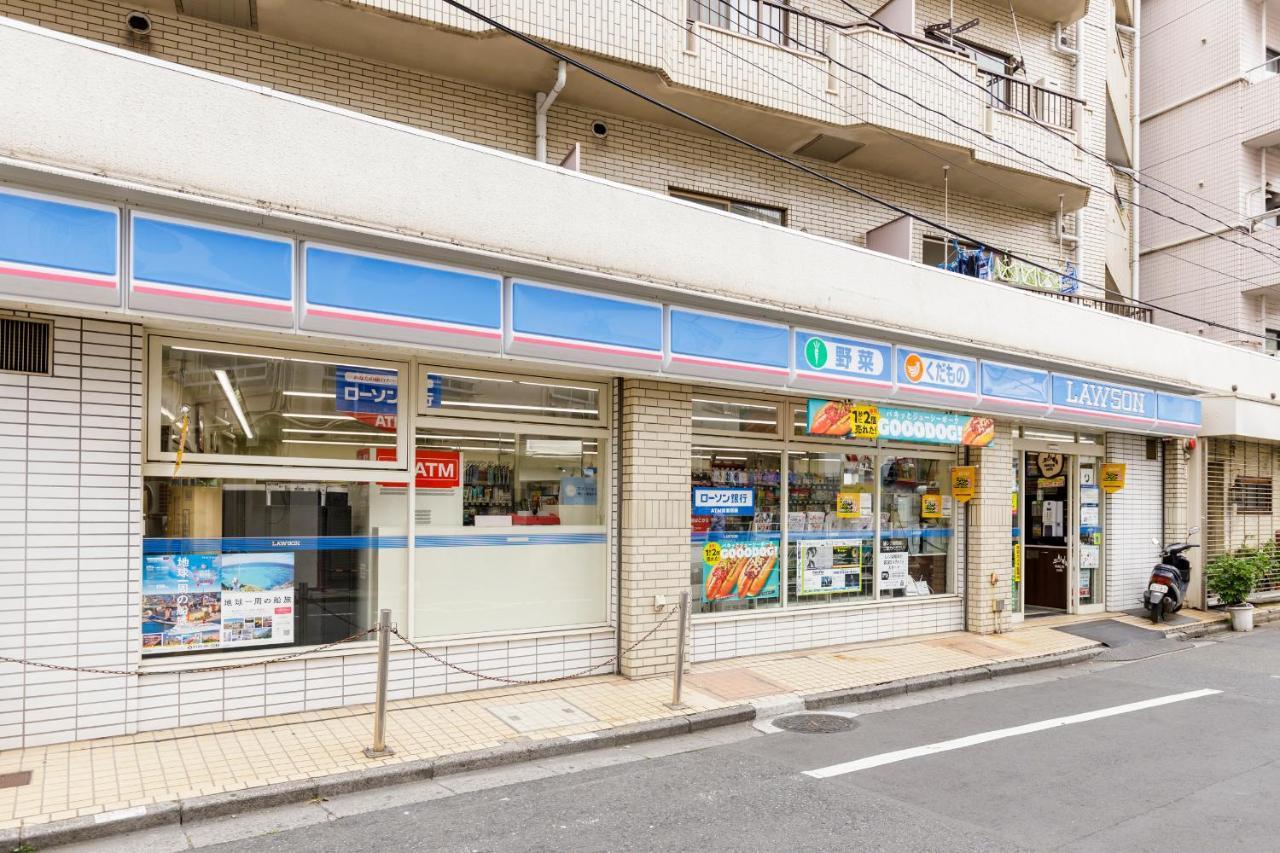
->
xmin=366 ymin=447 xmax=461 ymax=489
xmin=415 ymin=450 xmax=460 ymax=489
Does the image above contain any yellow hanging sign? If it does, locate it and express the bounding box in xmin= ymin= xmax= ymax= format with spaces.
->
xmin=173 ymin=412 xmax=190 ymax=476
xmin=951 ymin=466 xmax=977 ymax=503
xmin=836 ymin=491 xmax=861 ymax=518
xmin=1012 ymin=545 xmax=1022 ymax=584
xmin=1100 ymin=463 xmax=1126 ymax=493
xmin=702 ymin=541 xmax=723 ymax=567
xmin=921 ymin=493 xmax=943 ymax=518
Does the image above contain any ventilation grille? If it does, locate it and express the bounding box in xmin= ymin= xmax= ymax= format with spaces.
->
xmin=0 ymin=318 xmax=51 ymax=375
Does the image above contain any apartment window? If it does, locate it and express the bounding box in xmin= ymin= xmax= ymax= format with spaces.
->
xmin=1267 ymin=328 xmax=1280 ymax=355
xmin=670 ymin=189 xmax=786 ymax=226
xmin=1266 ymin=47 xmax=1280 ymax=75
xmin=1235 ymin=476 xmax=1274 ymax=515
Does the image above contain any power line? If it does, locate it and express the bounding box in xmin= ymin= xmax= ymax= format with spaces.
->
xmin=1142 ymin=0 xmax=1223 ymax=38
xmin=430 ymin=0 xmax=1269 ymax=341
xmin=832 ymin=0 xmax=1280 ymax=270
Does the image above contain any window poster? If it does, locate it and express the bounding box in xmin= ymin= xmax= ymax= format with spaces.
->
xmin=879 ymin=539 xmax=910 ymax=591
xmin=142 ymin=552 xmax=295 ymax=655
xmin=700 ymin=535 xmax=780 ymax=602
xmin=800 ymin=539 xmax=862 ymax=595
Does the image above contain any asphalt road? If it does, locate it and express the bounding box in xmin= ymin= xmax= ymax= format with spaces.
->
xmin=60 ymin=625 xmax=1280 ymax=853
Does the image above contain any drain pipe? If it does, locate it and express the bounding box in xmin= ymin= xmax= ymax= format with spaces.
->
xmin=535 ymin=61 xmax=567 ymax=163
xmin=1129 ymin=2 xmax=1141 ymax=302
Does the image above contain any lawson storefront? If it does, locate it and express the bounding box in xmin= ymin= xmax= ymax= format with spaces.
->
xmin=0 ymin=183 xmax=1203 ymax=734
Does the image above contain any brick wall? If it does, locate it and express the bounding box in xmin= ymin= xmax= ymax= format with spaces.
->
xmin=0 ymin=312 xmax=142 ymax=749
xmin=0 ymin=0 xmax=1086 ymax=280
xmin=618 ymin=379 xmax=691 ymax=678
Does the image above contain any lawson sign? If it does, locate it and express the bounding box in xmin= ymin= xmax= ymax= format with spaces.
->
xmin=692 ymin=488 xmax=755 ymax=516
xmin=1050 ymin=375 xmax=1157 ymax=428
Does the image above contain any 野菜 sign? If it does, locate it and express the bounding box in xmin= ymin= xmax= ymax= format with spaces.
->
xmin=806 ymin=400 xmax=995 ymax=447
xmin=692 ymin=487 xmax=755 ymax=516
xmin=792 ymin=331 xmax=894 ymax=392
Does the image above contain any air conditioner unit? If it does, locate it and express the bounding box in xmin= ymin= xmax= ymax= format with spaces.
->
xmin=1034 ymin=77 xmax=1064 ymax=122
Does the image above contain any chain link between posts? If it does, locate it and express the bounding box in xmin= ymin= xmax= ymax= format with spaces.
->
xmin=0 ymin=603 xmax=683 ymax=681
xmin=389 ymin=604 xmax=680 ymax=685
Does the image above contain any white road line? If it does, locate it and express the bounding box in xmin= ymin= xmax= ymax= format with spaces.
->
xmin=804 ymin=688 xmax=1222 ymax=779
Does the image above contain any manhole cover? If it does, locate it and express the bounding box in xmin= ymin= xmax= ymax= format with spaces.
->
xmin=773 ymin=713 xmax=857 ymax=734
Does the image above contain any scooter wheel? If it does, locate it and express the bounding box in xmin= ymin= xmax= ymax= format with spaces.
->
xmin=1150 ymin=601 xmax=1162 ymax=624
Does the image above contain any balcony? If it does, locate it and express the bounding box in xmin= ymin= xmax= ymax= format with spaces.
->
xmin=1243 ymin=55 xmax=1280 ymax=148
xmin=192 ymin=0 xmax=1091 ymax=211
xmin=1106 ymin=24 xmax=1133 ymax=166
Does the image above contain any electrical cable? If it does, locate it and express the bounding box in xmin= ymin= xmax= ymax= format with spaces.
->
xmin=833 ymin=0 xmax=1280 ymax=270
xmin=430 ymin=0 xmax=1270 ymax=341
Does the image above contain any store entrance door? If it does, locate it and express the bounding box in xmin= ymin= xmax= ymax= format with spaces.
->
xmin=1023 ymin=451 xmax=1072 ymax=613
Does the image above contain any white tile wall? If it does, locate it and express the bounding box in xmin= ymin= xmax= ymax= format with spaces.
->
xmin=1104 ymin=433 xmax=1163 ymax=611
xmin=690 ymin=598 xmax=964 ymax=663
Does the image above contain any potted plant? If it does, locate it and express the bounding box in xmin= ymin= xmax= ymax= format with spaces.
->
xmin=1206 ymin=548 xmax=1267 ymax=631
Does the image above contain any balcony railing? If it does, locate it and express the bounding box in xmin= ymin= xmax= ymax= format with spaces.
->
xmin=979 ymin=71 xmax=1081 ymax=130
xmin=687 ymin=0 xmax=839 ymax=56
xmin=1033 ymin=288 xmax=1153 ymax=323
xmin=1245 ymin=54 xmax=1280 ymax=84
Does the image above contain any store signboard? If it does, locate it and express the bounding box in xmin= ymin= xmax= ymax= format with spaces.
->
xmin=700 ymin=534 xmax=779 ymax=602
xmin=1155 ymin=392 xmax=1203 ymax=436
xmin=1049 ymin=374 xmax=1156 ymax=428
xmin=979 ymin=362 xmax=1051 ymax=416
xmin=1100 ymin=463 xmax=1126 ymax=492
xmin=301 ymin=243 xmax=502 ymax=351
xmin=665 ymin=308 xmax=790 ymax=385
xmin=507 ymin=281 xmax=664 ymax=370
xmin=692 ymin=487 xmax=755 ymax=516
xmin=893 ymin=347 xmax=979 ymax=406
xmin=141 ymin=553 xmax=294 ymax=655
xmin=791 ymin=331 xmax=894 ymax=394
xmin=416 ymin=450 xmax=461 ymax=489
xmin=0 ymin=188 xmax=121 ymax=307
xmin=129 ymin=212 xmax=295 ymax=327
xmin=336 ymin=366 xmax=399 ymax=415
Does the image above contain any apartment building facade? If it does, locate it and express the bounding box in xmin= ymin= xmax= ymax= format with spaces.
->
xmin=0 ymin=0 xmax=1273 ymax=748
xmin=1140 ymin=0 xmax=1280 ymax=592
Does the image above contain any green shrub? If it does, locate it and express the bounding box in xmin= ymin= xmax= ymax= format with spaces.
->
xmin=1206 ymin=548 xmax=1268 ymax=607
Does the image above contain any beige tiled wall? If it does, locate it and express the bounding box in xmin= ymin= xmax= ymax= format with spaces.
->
xmin=965 ymin=421 xmax=1014 ymax=634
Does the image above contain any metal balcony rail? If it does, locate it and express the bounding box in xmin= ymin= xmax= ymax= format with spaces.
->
xmin=979 ymin=70 xmax=1081 ymax=129
xmin=1245 ymin=54 xmax=1280 ymax=84
xmin=687 ymin=0 xmax=839 ymax=55
xmin=1030 ymin=287 xmax=1152 ymax=323
xmin=1247 ymin=207 xmax=1280 ymax=231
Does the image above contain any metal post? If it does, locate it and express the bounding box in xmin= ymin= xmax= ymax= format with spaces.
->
xmin=667 ymin=591 xmax=690 ymax=710
xmin=364 ymin=608 xmax=394 ymax=758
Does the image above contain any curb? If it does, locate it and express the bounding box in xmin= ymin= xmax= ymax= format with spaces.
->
xmin=1166 ymin=606 xmax=1280 ymax=640
xmin=11 ymin=644 xmax=1100 ymax=850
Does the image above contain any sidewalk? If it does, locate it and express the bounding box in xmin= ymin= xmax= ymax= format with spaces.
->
xmin=0 ymin=613 xmax=1223 ymax=848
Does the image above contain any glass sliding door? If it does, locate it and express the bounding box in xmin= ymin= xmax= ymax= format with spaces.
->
xmin=1076 ymin=459 xmax=1104 ymax=611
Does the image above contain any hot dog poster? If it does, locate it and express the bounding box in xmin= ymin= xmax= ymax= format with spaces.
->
xmin=806 ymin=399 xmax=996 ymax=447
xmin=700 ymin=536 xmax=780 ymax=603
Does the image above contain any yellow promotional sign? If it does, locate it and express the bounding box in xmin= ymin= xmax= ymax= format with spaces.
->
xmin=1012 ymin=546 xmax=1022 ymax=584
xmin=951 ymin=466 xmax=977 ymax=503
xmin=702 ymin=541 xmax=722 ymax=567
xmin=921 ymin=493 xmax=943 ymax=519
xmin=836 ymin=491 xmax=861 ymax=519
xmin=850 ymin=403 xmax=880 ymax=440
xmin=1038 ymin=475 xmax=1066 ymax=490
xmin=1100 ymin=463 xmax=1126 ymax=493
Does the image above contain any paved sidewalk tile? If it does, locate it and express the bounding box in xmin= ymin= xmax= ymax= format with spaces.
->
xmin=0 ymin=623 xmax=1107 ymax=832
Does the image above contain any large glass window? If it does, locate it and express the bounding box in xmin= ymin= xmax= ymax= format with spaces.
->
xmin=691 ymin=446 xmax=782 ymax=614
xmin=419 ymin=367 xmax=601 ymax=422
xmin=692 ymin=397 xmax=779 ymax=435
xmin=141 ymin=478 xmax=406 ymax=656
xmin=153 ymin=339 xmax=404 ymax=466
xmin=788 ymin=451 xmax=875 ymax=604
xmin=878 ymin=456 xmax=955 ymax=598
xmin=413 ymin=427 xmax=608 ymax=636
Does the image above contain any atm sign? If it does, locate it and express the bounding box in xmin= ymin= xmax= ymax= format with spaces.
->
xmin=416 ymin=450 xmax=460 ymax=489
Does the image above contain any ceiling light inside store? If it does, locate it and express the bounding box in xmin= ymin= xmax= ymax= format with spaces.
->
xmin=693 ymin=399 xmax=777 ymax=411
xmin=282 ymin=439 xmax=396 ymax=447
xmin=214 ymin=369 xmax=253 ymax=440
xmin=435 ymin=372 xmax=514 ymax=384
xmin=1023 ymin=429 xmax=1076 ymax=442
xmin=284 ymin=413 xmax=357 ymax=420
xmin=281 ymin=428 xmax=392 ymax=437
xmin=693 ymin=416 xmax=777 ymax=425
xmin=283 ymin=390 xmax=332 ymax=399
xmin=416 ymin=434 xmax=515 ymax=442
xmin=441 ymin=401 xmax=597 ymax=414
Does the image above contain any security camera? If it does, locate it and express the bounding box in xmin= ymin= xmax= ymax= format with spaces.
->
xmin=125 ymin=11 xmax=152 ymax=35
xmin=590 ymin=121 xmax=609 ymax=139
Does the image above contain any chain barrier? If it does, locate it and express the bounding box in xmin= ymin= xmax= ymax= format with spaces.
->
xmin=0 ymin=627 xmax=375 ymax=677
xmin=389 ymin=605 xmax=679 ymax=685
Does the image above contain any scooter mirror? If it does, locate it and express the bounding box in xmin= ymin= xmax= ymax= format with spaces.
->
xmin=1188 ymin=526 xmax=1200 ymax=536
xmin=1151 ymin=536 xmax=1160 ymax=546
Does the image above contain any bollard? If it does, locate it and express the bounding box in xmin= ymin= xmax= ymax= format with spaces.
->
xmin=667 ymin=591 xmax=690 ymax=710
xmin=364 ymin=608 xmax=395 ymax=758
